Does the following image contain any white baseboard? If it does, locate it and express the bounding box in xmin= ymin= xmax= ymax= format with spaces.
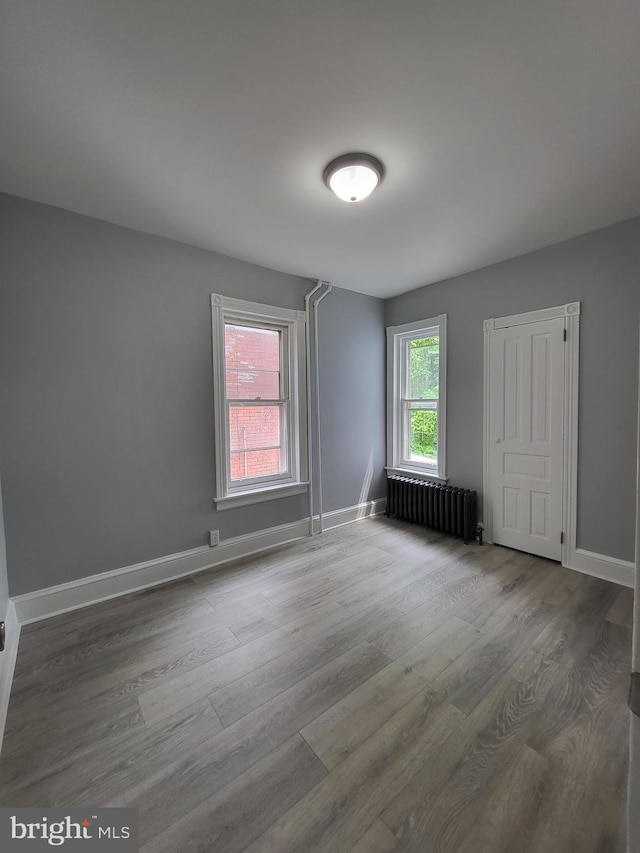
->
xmin=566 ymin=547 xmax=635 ymax=588
xmin=314 ymin=498 xmax=387 ymax=533
xmin=13 ymin=498 xmax=386 ymax=625
xmin=0 ymin=600 xmax=20 ymax=753
xmin=13 ymin=519 xmax=309 ymax=625
xmin=470 ymin=527 xmax=633 ymax=589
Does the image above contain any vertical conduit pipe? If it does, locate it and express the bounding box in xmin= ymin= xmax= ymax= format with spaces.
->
xmin=313 ymin=283 xmax=332 ymax=533
xmin=304 ymin=281 xmax=324 ymax=536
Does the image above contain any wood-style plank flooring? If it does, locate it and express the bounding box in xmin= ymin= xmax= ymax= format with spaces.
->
xmin=0 ymin=517 xmax=633 ymax=852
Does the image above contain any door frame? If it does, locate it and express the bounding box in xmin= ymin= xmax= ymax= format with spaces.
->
xmin=482 ymin=302 xmax=581 ymax=566
xmin=628 ymin=321 xmax=640 ymax=852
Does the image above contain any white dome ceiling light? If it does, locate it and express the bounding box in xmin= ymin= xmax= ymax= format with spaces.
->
xmin=323 ymin=153 xmax=385 ymax=203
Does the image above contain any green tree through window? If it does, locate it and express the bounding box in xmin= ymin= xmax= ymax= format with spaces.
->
xmin=409 ymin=337 xmax=438 ymax=460
xmin=409 ymin=337 xmax=439 ymax=397
xmin=410 ymin=409 xmax=438 ymax=459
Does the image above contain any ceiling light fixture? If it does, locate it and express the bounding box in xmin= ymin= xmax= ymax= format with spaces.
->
xmin=323 ymin=153 xmax=385 ymax=203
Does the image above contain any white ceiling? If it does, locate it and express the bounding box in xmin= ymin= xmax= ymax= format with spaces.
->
xmin=1 ymin=0 xmax=639 ymax=299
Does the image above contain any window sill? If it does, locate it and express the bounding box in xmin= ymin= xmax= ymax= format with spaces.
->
xmin=214 ymin=481 xmax=309 ymax=511
xmin=385 ymin=466 xmax=448 ymax=485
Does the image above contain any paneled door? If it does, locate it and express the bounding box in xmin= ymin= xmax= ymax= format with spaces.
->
xmin=627 ymin=340 xmax=640 ymax=851
xmin=487 ymin=317 xmax=564 ymax=560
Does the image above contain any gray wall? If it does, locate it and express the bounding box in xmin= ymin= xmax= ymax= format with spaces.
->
xmin=0 ymin=194 xmax=386 ymax=595
xmin=2 ymin=190 xmax=636 ymax=595
xmin=386 ymin=217 xmax=640 ymax=562
xmin=317 ymin=288 xmax=387 ymax=513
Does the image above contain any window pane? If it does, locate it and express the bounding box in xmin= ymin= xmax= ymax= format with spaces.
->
xmin=230 ymin=448 xmax=284 ymax=481
xmin=229 ymin=405 xmax=281 ymax=451
xmin=408 ymin=337 xmax=439 ymax=399
xmin=409 ymin=408 xmax=438 ymax=465
xmin=225 ymin=367 xmax=280 ymax=399
xmin=225 ymin=324 xmax=281 ymax=400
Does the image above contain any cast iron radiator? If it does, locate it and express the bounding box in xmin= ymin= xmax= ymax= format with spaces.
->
xmin=386 ymin=475 xmax=478 ymax=543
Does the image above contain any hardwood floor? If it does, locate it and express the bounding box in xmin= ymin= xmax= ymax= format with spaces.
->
xmin=0 ymin=517 xmax=632 ymax=852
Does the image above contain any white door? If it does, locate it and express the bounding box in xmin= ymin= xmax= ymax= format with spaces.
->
xmin=488 ymin=317 xmax=564 ymax=561
xmin=630 ymin=635 xmax=639 ymax=852
xmin=628 ymin=337 xmax=639 ymax=853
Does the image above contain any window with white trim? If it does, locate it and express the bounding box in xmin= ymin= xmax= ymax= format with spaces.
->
xmin=211 ymin=294 xmax=308 ymax=509
xmin=387 ymin=314 xmax=447 ymax=480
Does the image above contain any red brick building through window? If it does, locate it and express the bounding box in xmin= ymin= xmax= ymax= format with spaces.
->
xmin=225 ymin=323 xmax=286 ymax=481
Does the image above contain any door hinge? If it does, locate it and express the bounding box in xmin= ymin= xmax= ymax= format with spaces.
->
xmin=560 ymin=531 xmax=564 ymax=544
xmin=563 ymin=328 xmax=567 ymax=342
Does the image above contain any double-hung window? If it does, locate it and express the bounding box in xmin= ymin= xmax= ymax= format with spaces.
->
xmin=211 ymin=294 xmax=308 ymax=508
xmin=387 ymin=314 xmax=447 ymax=480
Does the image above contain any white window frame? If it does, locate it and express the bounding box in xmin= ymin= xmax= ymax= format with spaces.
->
xmin=211 ymin=294 xmax=308 ymax=509
xmin=386 ymin=314 xmax=447 ymax=482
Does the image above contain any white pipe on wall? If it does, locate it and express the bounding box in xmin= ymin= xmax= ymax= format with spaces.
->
xmin=313 ymin=284 xmax=332 ymax=533
xmin=304 ymin=281 xmax=324 ymax=536
xmin=304 ymin=280 xmax=332 ymax=536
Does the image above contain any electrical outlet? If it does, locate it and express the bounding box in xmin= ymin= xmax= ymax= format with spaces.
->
xmin=208 ymin=530 xmax=220 ymax=547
